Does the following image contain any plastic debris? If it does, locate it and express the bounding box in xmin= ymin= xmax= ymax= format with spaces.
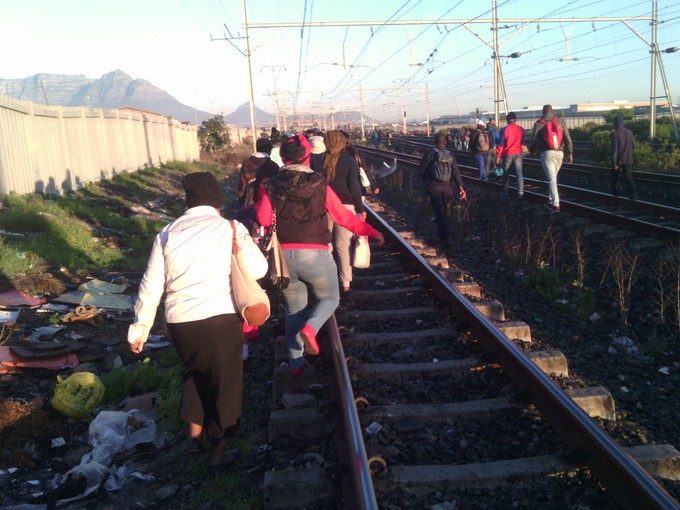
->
xmin=51 ymin=372 xmax=105 ymax=419
xmin=51 ymin=437 xmax=66 ymax=448
xmin=7 ymin=467 xmax=18 ymax=474
xmin=589 ymin=312 xmax=601 ymax=322
xmin=28 ymin=325 xmax=65 ymax=341
xmin=612 ymin=336 xmax=638 ymax=354
xmin=658 ymin=367 xmax=670 ymax=375
xmin=620 ymin=386 xmax=629 ymax=393
xmin=0 ymin=309 xmax=20 ymax=323
xmin=365 ymin=421 xmax=382 ymax=435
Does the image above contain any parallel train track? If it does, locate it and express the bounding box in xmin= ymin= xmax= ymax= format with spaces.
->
xmin=261 ymin=198 xmax=680 ymax=510
xmin=358 ymin=145 xmax=680 ymax=243
xmin=389 ymin=136 xmax=680 ymax=207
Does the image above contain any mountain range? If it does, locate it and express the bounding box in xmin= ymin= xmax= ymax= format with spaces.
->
xmin=0 ymin=70 xmax=275 ymax=126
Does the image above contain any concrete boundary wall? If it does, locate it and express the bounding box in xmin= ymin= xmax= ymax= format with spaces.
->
xmin=0 ymin=94 xmax=199 ymax=196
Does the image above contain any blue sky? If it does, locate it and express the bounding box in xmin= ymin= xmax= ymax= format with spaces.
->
xmin=2 ymin=0 xmax=680 ymax=123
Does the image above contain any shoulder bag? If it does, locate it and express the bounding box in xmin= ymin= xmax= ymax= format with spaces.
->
xmin=259 ymin=209 xmax=290 ymax=291
xmin=230 ymin=221 xmax=270 ymax=327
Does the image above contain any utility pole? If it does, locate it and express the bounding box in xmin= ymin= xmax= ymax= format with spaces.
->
xmin=359 ymin=85 xmax=365 ymax=140
xmin=40 ymin=80 xmax=49 ymax=105
xmin=425 ymin=81 xmax=430 ymax=135
xmin=242 ymin=0 xmax=257 ymax=152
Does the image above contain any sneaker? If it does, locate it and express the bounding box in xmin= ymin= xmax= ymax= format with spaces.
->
xmin=289 ymin=359 xmax=309 ymax=377
xmin=543 ymin=202 xmax=560 ymax=214
xmin=300 ymin=324 xmax=319 ymax=355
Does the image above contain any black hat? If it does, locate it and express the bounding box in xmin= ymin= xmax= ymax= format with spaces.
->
xmin=182 ymin=172 xmax=222 ymax=209
xmin=506 ymin=112 xmax=517 ymax=120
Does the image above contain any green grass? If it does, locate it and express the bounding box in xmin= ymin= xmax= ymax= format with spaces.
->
xmin=0 ymin=162 xmax=220 ymax=277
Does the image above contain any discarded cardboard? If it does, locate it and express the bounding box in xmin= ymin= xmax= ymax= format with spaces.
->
xmin=0 ymin=346 xmax=78 ymax=370
xmin=0 ymin=290 xmax=45 ymax=307
xmin=78 ymin=279 xmax=128 ymax=294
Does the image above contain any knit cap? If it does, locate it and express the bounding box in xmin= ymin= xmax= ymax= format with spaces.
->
xmin=182 ymin=172 xmax=222 ymax=209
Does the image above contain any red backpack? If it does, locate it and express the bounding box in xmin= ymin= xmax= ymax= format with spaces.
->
xmin=539 ymin=116 xmax=563 ymax=150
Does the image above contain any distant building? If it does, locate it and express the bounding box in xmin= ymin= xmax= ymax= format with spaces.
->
xmin=119 ymin=106 xmax=164 ymax=117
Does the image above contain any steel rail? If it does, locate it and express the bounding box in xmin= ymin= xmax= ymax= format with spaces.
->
xmin=325 ymin=314 xmax=379 ymax=510
xmin=358 ymin=146 xmax=680 ymax=240
xmin=364 ymin=203 xmax=680 ymax=510
xmin=392 ymin=136 xmax=680 ymax=184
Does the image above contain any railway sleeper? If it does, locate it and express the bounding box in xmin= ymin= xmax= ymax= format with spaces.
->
xmin=370 ymin=444 xmax=680 ymax=492
xmin=262 ymin=446 xmax=680 ymax=509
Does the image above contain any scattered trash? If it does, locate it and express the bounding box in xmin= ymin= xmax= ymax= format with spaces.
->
xmin=62 ymin=305 xmax=104 ymax=324
xmin=415 ymin=319 xmax=423 ymax=324
xmin=612 ymin=336 xmax=638 ymax=354
xmin=79 ymin=279 xmax=128 ymax=294
xmin=514 ymin=270 xmax=527 ymax=282
xmin=0 ymin=290 xmax=45 ymax=307
xmin=36 ymin=303 xmax=70 ymax=313
xmin=28 ymin=325 xmax=65 ymax=341
xmin=145 ymin=341 xmax=171 ymax=350
xmin=51 ymin=437 xmax=66 ymax=448
xmin=365 ymin=421 xmax=382 ymax=435
xmin=0 ymin=346 xmax=78 ymax=371
xmin=103 ymin=465 xmax=128 ymax=492
xmin=589 ymin=312 xmax=601 ymax=322
xmin=129 ymin=471 xmax=154 ymax=481
xmin=26 ymin=480 xmax=41 ymax=486
xmin=432 ymin=358 xmax=439 ymax=363
xmin=51 ymin=372 xmax=106 ymax=420
xmin=50 ymin=462 xmax=109 ymax=506
xmin=0 ymin=309 xmax=20 ymax=323
xmin=620 ymin=386 xmax=629 ymax=393
xmin=658 ymin=367 xmax=670 ymax=375
xmin=556 ymin=298 xmax=569 ymax=305
xmin=8 ymin=467 xmax=18 ymax=474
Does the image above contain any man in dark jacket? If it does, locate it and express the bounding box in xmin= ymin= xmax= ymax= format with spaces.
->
xmin=530 ymin=104 xmax=574 ymax=213
xmin=469 ymin=120 xmax=493 ymax=181
xmin=238 ymin=138 xmax=280 ymax=207
xmin=611 ymin=114 xmax=638 ymax=200
xmin=420 ymin=134 xmax=467 ymax=248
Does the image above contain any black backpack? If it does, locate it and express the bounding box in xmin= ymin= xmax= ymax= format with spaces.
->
xmin=428 ymin=148 xmax=453 ymax=182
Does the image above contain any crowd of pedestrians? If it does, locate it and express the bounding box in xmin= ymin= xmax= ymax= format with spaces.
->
xmin=127 ymin=107 xmax=638 ymax=474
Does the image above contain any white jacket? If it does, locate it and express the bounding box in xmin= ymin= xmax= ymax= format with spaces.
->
xmin=128 ymin=206 xmax=268 ymax=345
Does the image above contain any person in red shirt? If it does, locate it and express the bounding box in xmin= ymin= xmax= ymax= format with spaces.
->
xmin=496 ymin=112 xmax=526 ymax=199
xmin=255 ymin=135 xmax=384 ymax=376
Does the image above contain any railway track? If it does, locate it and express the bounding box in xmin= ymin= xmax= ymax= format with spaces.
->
xmin=358 ymin=145 xmax=680 ymax=243
xmin=389 ymin=136 xmax=680 ymax=207
xmin=262 ymin=200 xmax=680 ymax=510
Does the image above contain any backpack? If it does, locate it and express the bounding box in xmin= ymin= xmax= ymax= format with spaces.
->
xmin=428 ymin=148 xmax=453 ymax=182
xmin=538 ymin=116 xmax=563 ymax=150
xmin=475 ymin=130 xmax=491 ymax=152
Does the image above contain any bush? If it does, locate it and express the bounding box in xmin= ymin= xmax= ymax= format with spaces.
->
xmin=524 ymin=261 xmax=560 ymax=301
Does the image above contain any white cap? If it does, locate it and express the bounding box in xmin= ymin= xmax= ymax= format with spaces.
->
xmin=477 ymin=120 xmax=486 ymax=128
xmin=309 ymin=135 xmax=326 ymax=155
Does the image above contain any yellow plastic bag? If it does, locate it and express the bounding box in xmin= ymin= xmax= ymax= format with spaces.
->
xmin=52 ymin=372 xmax=106 ymax=419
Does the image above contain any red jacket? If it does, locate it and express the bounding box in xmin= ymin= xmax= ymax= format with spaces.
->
xmin=496 ymin=123 xmax=525 ymax=158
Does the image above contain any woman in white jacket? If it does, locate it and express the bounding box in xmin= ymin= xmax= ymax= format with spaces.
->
xmin=128 ymin=172 xmax=267 ymax=474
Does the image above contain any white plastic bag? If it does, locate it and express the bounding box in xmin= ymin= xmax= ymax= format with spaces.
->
xmin=352 ymin=235 xmax=370 ymax=269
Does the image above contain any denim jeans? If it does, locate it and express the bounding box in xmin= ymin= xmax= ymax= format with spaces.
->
xmin=474 ymin=154 xmax=488 ymax=180
xmin=280 ymin=249 xmax=340 ymax=368
xmin=540 ymin=150 xmax=564 ymax=206
xmin=427 ymin=180 xmax=453 ymax=242
xmin=501 ymin=154 xmax=524 ymax=196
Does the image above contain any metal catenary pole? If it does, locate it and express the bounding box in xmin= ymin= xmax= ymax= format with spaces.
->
xmin=247 ymin=4 xmax=664 ymax=139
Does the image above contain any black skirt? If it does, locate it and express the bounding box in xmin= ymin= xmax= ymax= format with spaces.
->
xmin=169 ymin=313 xmax=243 ymax=444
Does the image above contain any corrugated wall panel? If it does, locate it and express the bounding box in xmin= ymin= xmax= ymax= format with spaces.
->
xmin=0 ymin=93 xmax=198 ymax=195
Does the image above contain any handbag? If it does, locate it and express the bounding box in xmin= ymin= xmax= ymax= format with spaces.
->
xmin=230 ymin=221 xmax=270 ymax=327
xmin=259 ymin=210 xmax=290 ymax=291
xmin=351 ymin=234 xmax=371 ymax=269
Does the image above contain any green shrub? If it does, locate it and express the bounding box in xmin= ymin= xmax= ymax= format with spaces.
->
xmin=524 ymin=261 xmax=560 ymax=301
